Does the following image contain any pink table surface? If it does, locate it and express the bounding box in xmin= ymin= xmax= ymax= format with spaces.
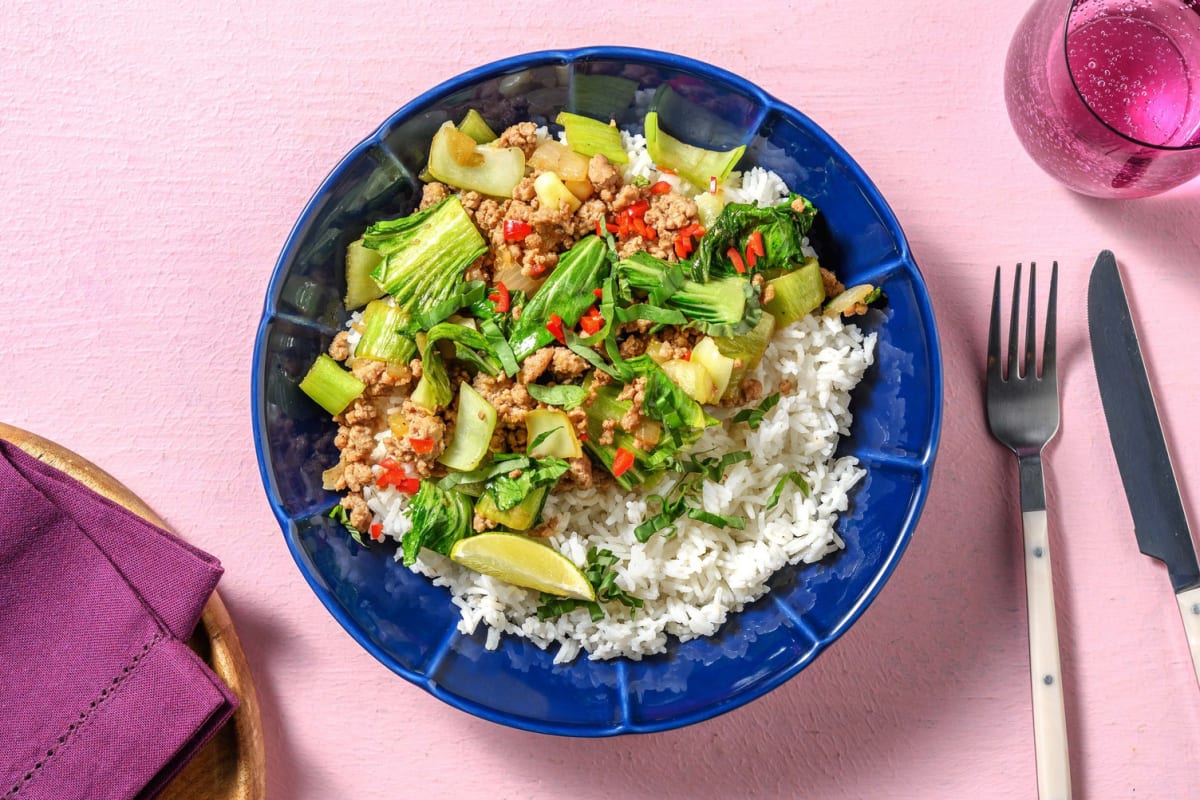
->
xmin=4 ymin=2 xmax=1199 ymax=798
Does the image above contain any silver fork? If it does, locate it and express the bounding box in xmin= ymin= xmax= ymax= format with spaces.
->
xmin=986 ymin=262 xmax=1071 ymax=800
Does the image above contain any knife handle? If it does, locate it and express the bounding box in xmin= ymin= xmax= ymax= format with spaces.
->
xmin=1177 ymin=586 xmax=1200 ymax=689
xmin=1022 ymin=509 xmax=1072 ymax=800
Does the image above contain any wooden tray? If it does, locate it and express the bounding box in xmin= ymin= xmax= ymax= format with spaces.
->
xmin=0 ymin=423 xmax=266 ymax=800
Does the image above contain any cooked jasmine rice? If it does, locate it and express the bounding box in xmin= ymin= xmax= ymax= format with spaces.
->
xmin=365 ymin=314 xmax=875 ymax=662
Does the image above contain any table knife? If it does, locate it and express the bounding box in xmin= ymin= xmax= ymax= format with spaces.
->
xmin=1087 ymin=250 xmax=1200 ymax=687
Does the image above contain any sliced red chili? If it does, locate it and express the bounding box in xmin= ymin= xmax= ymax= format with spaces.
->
xmin=546 ymin=313 xmax=566 ymax=345
xmin=409 ymin=437 xmax=435 ymax=454
xmin=578 ymin=433 xmax=590 ymax=442
xmin=627 ymin=199 xmax=650 ymax=218
xmin=727 ymin=246 xmax=746 ymax=274
xmin=595 ymin=219 xmax=604 ymax=237
xmin=503 ymin=219 xmax=532 ymax=241
xmin=656 ymin=166 xmax=677 ymax=175
xmin=528 ymin=261 xmax=548 ymax=277
xmin=649 ymin=180 xmax=672 ymax=195
xmin=746 ymin=248 xmax=758 ymax=269
xmin=593 ymin=288 xmax=604 ymax=298
xmin=748 ymin=229 xmax=765 ymax=257
xmin=579 ymin=307 xmax=604 ymax=335
xmin=369 ymin=523 xmax=384 ymax=541
xmin=612 ymin=447 xmax=635 ymax=478
xmin=487 ymin=281 xmax=511 ymax=313
xmin=679 ymin=222 xmax=706 ymax=239
xmin=674 ymin=235 xmax=693 ymax=260
xmin=397 ymin=477 xmax=420 ymax=494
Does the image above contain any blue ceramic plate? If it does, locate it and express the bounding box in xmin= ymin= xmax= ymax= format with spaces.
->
xmin=252 ymin=47 xmax=942 ymax=736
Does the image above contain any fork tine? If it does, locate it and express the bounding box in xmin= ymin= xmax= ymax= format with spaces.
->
xmin=1043 ymin=261 xmax=1058 ymax=382
xmin=1025 ymin=262 xmax=1038 ymax=379
xmin=988 ymin=267 xmax=1002 ymax=378
xmin=1007 ymin=263 xmax=1022 ymax=380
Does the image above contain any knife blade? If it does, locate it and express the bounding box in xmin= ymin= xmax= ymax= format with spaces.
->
xmin=1088 ymin=249 xmax=1200 ymax=687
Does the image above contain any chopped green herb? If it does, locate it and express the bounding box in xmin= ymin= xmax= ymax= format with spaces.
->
xmin=631 ymin=175 xmax=651 ymax=187
xmin=436 ymin=456 xmax=532 ymax=491
xmin=486 ymin=456 xmax=569 ymax=512
xmin=731 ymin=392 xmax=781 ymax=430
xmin=526 ymin=427 xmax=563 ymax=455
xmin=525 ymin=383 xmax=589 ymax=410
xmin=536 ymin=547 xmax=644 ymax=621
xmin=634 ymin=450 xmax=752 ymax=542
xmin=767 ymin=471 xmax=810 ymax=510
xmin=327 ymin=503 xmax=367 ymax=547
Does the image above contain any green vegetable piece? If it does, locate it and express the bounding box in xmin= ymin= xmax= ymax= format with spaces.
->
xmin=767 ymin=471 xmax=810 ymax=510
xmin=411 ymin=322 xmax=500 ymax=412
xmin=660 ymin=358 xmax=718 ymax=405
xmin=486 ymin=456 xmax=569 ymax=512
xmin=689 ymin=337 xmax=735 ymax=399
xmin=533 ymin=170 xmax=582 ymax=213
xmin=526 ymin=409 xmax=581 ymax=459
xmin=644 ymin=111 xmax=745 ymax=192
xmin=401 ymin=480 xmax=474 ymax=566
xmin=354 ymin=300 xmax=417 ymax=365
xmin=536 ymin=545 xmax=644 ymax=621
xmin=299 ymin=354 xmax=365 ymax=415
xmin=475 ymin=485 xmax=548 ymax=531
xmin=328 ymin=503 xmax=368 ymax=547
xmin=344 ymin=239 xmax=384 ymax=310
xmin=507 ymin=236 xmax=611 ymax=362
xmin=690 ymin=196 xmax=818 ymax=283
xmin=365 ymin=197 xmax=487 ymax=334
xmin=731 ymin=392 xmax=781 ymax=430
xmin=764 ymin=258 xmax=825 ymax=327
xmin=525 ymin=383 xmax=588 ymax=410
xmin=556 ymin=111 xmax=629 ymax=164
xmin=457 ymin=109 xmax=497 ymax=144
xmin=713 ymin=311 xmax=776 ymax=402
xmin=694 ymin=191 xmax=726 ymax=229
xmin=410 ymin=347 xmax=451 ymax=412
xmin=615 ymin=251 xmax=759 ymax=338
xmin=824 ymin=283 xmax=878 ymax=318
xmin=427 ymin=121 xmax=525 ymax=197
xmin=438 ymin=382 xmax=497 ymax=472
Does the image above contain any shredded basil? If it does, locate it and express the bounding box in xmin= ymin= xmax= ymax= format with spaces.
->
xmin=525 ymin=383 xmax=588 ymax=410
xmin=767 ymin=471 xmax=810 ymax=510
xmin=526 ymin=427 xmax=563 ymax=454
xmin=436 ymin=457 xmax=532 ymax=491
xmin=614 ymin=304 xmax=689 ymax=325
xmin=327 ymin=504 xmax=367 ymax=547
xmin=486 ymin=457 xmax=569 ymax=511
xmin=536 ymin=547 xmax=643 ymax=621
xmin=633 ymin=450 xmax=752 ymax=541
xmin=731 ymin=392 xmax=781 ymax=430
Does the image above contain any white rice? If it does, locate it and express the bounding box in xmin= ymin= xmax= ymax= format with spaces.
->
xmin=357 ymin=130 xmax=874 ymax=662
xmin=366 ymin=316 xmax=875 ymax=662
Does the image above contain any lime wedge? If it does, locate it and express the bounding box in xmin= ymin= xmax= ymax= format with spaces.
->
xmin=449 ymin=533 xmax=596 ymax=601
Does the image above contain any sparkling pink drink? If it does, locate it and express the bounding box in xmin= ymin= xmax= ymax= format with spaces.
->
xmin=1006 ymin=0 xmax=1200 ymax=197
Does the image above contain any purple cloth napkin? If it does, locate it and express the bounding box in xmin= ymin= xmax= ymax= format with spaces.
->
xmin=0 ymin=442 xmax=238 ymax=800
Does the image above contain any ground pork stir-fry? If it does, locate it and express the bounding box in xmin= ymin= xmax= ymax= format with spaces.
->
xmin=316 ymin=119 xmax=875 ymax=536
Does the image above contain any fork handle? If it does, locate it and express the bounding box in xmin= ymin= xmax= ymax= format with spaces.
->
xmin=1022 ymin=508 xmax=1072 ymax=800
xmin=1176 ymin=587 xmax=1200 ymax=689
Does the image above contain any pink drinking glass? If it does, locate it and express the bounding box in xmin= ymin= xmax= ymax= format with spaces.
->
xmin=1006 ymin=0 xmax=1200 ymax=198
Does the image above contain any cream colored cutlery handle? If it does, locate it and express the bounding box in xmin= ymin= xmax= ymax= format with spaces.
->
xmin=1177 ymin=586 xmax=1200 ymax=690
xmin=1022 ymin=509 xmax=1072 ymax=800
